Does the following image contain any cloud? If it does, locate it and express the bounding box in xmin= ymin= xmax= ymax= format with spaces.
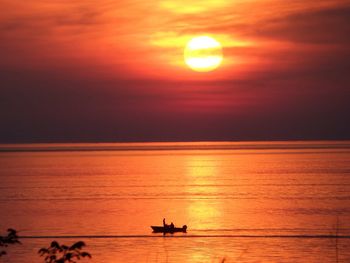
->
xmin=254 ymin=5 xmax=350 ymax=44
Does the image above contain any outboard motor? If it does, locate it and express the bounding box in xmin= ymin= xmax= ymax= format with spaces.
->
xmin=182 ymin=225 xmax=187 ymax=232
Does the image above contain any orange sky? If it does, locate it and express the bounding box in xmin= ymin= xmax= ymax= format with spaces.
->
xmin=1 ymin=0 xmax=348 ymax=78
xmin=0 ymin=0 xmax=350 ymax=142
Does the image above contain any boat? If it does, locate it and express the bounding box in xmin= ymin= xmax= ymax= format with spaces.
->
xmin=151 ymin=225 xmax=187 ymax=233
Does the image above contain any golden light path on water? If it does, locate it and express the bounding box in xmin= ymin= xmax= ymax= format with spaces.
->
xmin=186 ymin=156 xmax=222 ymax=224
xmin=185 ymin=156 xmax=223 ymax=262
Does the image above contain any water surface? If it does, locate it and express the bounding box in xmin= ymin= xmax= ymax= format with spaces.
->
xmin=1 ymin=141 xmax=350 ymax=262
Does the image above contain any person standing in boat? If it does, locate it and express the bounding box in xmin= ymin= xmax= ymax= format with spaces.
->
xmin=163 ymin=218 xmax=168 ymax=229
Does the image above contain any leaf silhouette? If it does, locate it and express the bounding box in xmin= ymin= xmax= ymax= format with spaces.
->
xmin=81 ymin=252 xmax=91 ymax=258
xmin=65 ymin=253 xmax=72 ymax=260
xmin=50 ymin=241 xmax=60 ymax=249
xmin=38 ymin=248 xmax=49 ymax=254
xmin=39 ymin=240 xmax=91 ymax=263
xmin=69 ymin=241 xmax=85 ymax=250
xmin=0 ymin=228 xmax=21 ymax=257
xmin=7 ymin=229 xmax=17 ymax=235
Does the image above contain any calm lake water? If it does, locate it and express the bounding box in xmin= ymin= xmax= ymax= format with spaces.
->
xmin=1 ymin=141 xmax=350 ymax=262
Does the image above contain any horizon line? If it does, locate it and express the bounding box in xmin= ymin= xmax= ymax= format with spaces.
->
xmin=1 ymin=140 xmax=350 ymax=153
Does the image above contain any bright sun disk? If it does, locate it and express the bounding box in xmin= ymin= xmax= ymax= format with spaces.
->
xmin=184 ymin=36 xmax=223 ymax=72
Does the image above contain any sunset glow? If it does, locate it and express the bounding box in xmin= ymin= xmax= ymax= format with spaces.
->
xmin=1 ymin=1 xmax=350 ymax=262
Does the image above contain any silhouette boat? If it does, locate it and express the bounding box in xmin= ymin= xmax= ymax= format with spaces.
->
xmin=151 ymin=225 xmax=187 ymax=233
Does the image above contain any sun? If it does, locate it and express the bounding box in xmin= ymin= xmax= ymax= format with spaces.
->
xmin=184 ymin=36 xmax=223 ymax=72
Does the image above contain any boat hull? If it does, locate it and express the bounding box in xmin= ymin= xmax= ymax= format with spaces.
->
xmin=151 ymin=226 xmax=187 ymax=233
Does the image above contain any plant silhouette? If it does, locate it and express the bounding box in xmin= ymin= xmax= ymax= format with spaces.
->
xmin=0 ymin=228 xmax=21 ymax=257
xmin=38 ymin=241 xmax=91 ymax=263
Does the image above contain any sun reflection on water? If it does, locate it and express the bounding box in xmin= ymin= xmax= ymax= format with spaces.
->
xmin=185 ymin=156 xmax=223 ymax=229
